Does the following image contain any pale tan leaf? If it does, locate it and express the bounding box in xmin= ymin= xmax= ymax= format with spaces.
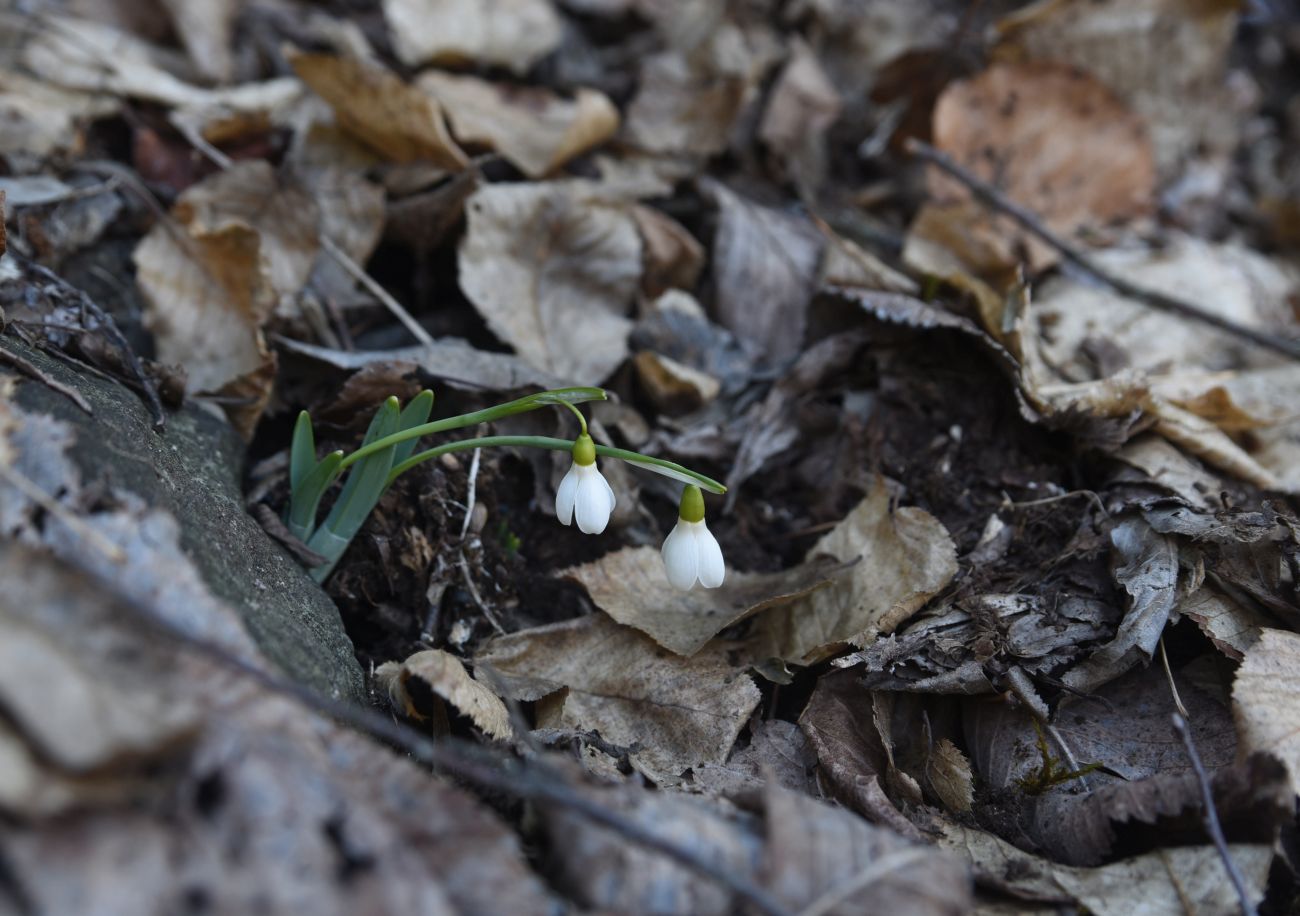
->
xmin=419 ymin=72 xmax=618 ymax=178
xmin=758 ymin=38 xmax=841 ymax=198
xmin=1233 ymin=627 xmax=1300 ymax=797
xmin=458 ymin=182 xmax=641 ymax=382
xmin=1180 ymin=585 xmax=1266 ymax=662
xmin=382 ymin=0 xmax=561 ymax=73
xmin=747 ymin=481 xmax=958 ymax=666
xmin=995 ymin=0 xmax=1241 ymax=179
xmin=624 ymin=52 xmax=749 ymax=156
xmin=1115 ymin=435 xmax=1220 ymax=507
xmin=907 ymin=61 xmax=1153 ymax=275
xmin=477 ymin=614 xmax=760 ymax=781
xmin=290 ymin=50 xmax=468 ymax=169
xmin=926 ymin=737 xmax=973 ymax=814
xmin=632 ymin=205 xmax=705 ymax=297
xmin=565 ymin=546 xmax=850 ymax=656
xmin=0 ymin=68 xmax=118 ymax=159
xmin=379 ymin=650 xmax=512 ymax=740
xmin=159 ymin=0 xmax=237 ymax=83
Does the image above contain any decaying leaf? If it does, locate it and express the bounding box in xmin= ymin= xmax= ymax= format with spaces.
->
xmin=158 ymin=0 xmax=237 ymax=83
xmin=633 ymin=205 xmax=705 ymax=298
xmin=758 ymin=38 xmax=841 ymax=199
xmin=938 ymin=819 xmax=1273 ymax=915
xmin=747 ymin=480 xmax=958 ymax=666
xmin=926 ymin=738 xmax=973 ymax=814
xmin=379 ymin=649 xmax=512 ymax=740
xmin=1233 ymin=627 xmax=1300 ymax=797
xmin=134 ymin=161 xmax=319 ymax=436
xmin=690 ymin=719 xmax=817 ymax=797
xmin=382 ymin=0 xmax=562 ymax=74
xmin=995 ymin=0 xmax=1241 ymax=179
xmin=700 ymin=178 xmax=824 ymax=364
xmin=907 ymin=61 xmax=1154 ymax=276
xmin=419 ymin=72 xmax=619 ymax=178
xmin=0 ymin=68 xmax=118 ymax=159
xmin=1179 ymin=584 xmax=1266 ymax=661
xmin=476 ymin=613 xmax=760 ymax=781
xmin=624 ymin=52 xmax=750 ymax=157
xmin=290 ymin=50 xmax=469 ymax=169
xmin=564 ymin=545 xmax=850 ymax=656
xmin=458 ymin=181 xmax=642 ymax=382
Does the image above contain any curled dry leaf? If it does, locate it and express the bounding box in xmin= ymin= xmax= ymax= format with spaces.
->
xmin=158 ymin=0 xmax=237 ymax=83
xmin=1179 ymin=583 xmax=1267 ymax=661
xmin=907 ymin=61 xmax=1154 ymax=276
xmin=458 ymin=181 xmax=642 ymax=382
xmin=0 ymin=69 xmax=118 ymax=159
xmin=134 ymin=161 xmax=319 ymax=437
xmin=700 ymin=178 xmax=824 ymax=364
xmin=758 ymin=38 xmax=842 ymax=199
xmin=632 ymin=205 xmax=705 ymax=298
xmin=382 ymin=0 xmax=561 ymax=74
xmin=624 ymin=52 xmax=750 ymax=157
xmin=379 ymin=649 xmax=512 ymax=740
xmin=925 ymin=737 xmax=973 ymax=814
xmin=746 ymin=479 xmax=958 ymax=667
xmin=1233 ymin=627 xmax=1300 ymax=797
xmin=564 ymin=545 xmax=851 ymax=656
xmin=419 ymin=72 xmax=619 ymax=179
xmin=995 ymin=0 xmax=1240 ymax=179
xmin=290 ymin=50 xmax=468 ymax=169
xmin=476 ymin=613 xmax=760 ymax=781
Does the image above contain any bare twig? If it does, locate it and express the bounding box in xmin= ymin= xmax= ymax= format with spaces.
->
xmin=1171 ymin=713 xmax=1259 ymax=916
xmin=458 ymin=550 xmax=506 ymax=633
xmin=459 ymin=445 xmax=482 ymax=541
xmin=905 ymin=139 xmax=1300 ymax=363
xmin=797 ymin=848 xmax=931 ymax=916
xmin=0 ymin=345 xmax=93 ymax=415
xmin=0 ymin=463 xmax=126 ymax=564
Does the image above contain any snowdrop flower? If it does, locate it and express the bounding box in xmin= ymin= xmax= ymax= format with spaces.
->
xmin=662 ymin=485 xmax=725 ymax=590
xmin=556 ymin=433 xmax=616 ymax=534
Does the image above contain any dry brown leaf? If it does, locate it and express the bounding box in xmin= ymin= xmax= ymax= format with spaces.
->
xmin=458 ymin=181 xmax=641 ymax=382
xmin=690 ymin=720 xmax=817 ymax=797
xmin=1233 ymin=627 xmax=1300 ymax=797
xmin=290 ymin=50 xmax=468 ymax=169
xmin=564 ymin=545 xmax=851 ymax=656
xmin=477 ymin=614 xmax=760 ymax=781
xmin=995 ymin=0 xmax=1241 ymax=179
xmin=418 ymin=72 xmax=618 ymax=179
xmin=938 ymin=820 xmax=1272 ymax=915
xmin=632 ymin=351 xmax=721 ymax=415
xmin=382 ymin=0 xmax=561 ymax=73
xmin=926 ymin=737 xmax=974 ymax=814
xmin=701 ymin=178 xmax=824 ymax=364
xmin=907 ymin=61 xmax=1153 ymax=276
xmin=1180 ymin=584 xmax=1266 ymax=662
xmin=133 ymin=161 xmax=317 ymax=436
xmin=758 ymin=38 xmax=841 ymax=199
xmin=379 ymin=650 xmax=513 ymax=740
xmin=1115 ymin=435 xmax=1220 ymax=507
xmin=0 ymin=68 xmax=118 ymax=160
xmin=747 ymin=480 xmax=958 ymax=666
xmin=159 ymin=0 xmax=237 ymax=83
xmin=632 ymin=205 xmax=705 ymax=298
xmin=624 ymin=52 xmax=750 ymax=157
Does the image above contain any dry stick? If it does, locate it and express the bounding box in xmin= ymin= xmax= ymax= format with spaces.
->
xmin=0 ymin=345 xmax=93 ymax=415
xmin=107 ymin=592 xmax=793 ymax=916
xmin=1171 ymin=713 xmax=1259 ymax=916
xmin=904 ymin=139 xmax=1300 ymax=363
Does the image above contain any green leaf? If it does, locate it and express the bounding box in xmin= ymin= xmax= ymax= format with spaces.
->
xmin=287 ymin=450 xmax=343 ymax=542
xmin=289 ymin=410 xmax=316 ymax=492
xmin=520 ymin=387 xmax=607 ymax=407
xmin=393 ymin=390 xmax=434 ymax=467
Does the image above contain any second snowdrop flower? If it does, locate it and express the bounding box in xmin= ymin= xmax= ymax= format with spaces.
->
xmin=662 ymin=485 xmax=725 ymax=590
xmin=556 ymin=432 xmax=616 ymax=534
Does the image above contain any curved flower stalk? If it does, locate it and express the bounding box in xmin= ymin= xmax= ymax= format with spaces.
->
xmin=284 ymin=386 xmax=726 ymax=586
xmin=661 ymin=485 xmax=725 ymax=591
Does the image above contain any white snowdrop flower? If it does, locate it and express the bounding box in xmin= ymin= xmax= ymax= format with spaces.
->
xmin=661 ymin=485 xmax=724 ymax=590
xmin=555 ymin=433 xmax=616 ymax=534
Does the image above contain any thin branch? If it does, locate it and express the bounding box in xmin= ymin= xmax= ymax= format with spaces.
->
xmin=0 ymin=345 xmax=93 ymax=415
xmin=905 ymin=139 xmax=1300 ymax=363
xmin=1171 ymin=713 xmax=1259 ymax=916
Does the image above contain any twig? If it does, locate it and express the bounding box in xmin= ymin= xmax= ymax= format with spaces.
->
xmin=905 ymin=139 xmax=1300 ymax=363
xmin=0 ymin=346 xmax=93 ymax=415
xmin=459 ymin=445 xmax=482 ymax=541
xmin=458 ymin=550 xmax=506 ymax=633
xmin=1171 ymin=713 xmax=1259 ymax=916
xmin=100 ymin=583 xmax=792 ymax=916
xmin=0 ymin=463 xmax=126 ymax=564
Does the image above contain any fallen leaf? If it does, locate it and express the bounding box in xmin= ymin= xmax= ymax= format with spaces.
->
xmin=1179 ymin=583 xmax=1267 ymax=661
xmin=458 ymin=181 xmax=642 ymax=382
xmin=995 ymin=0 xmax=1241 ymax=179
xmin=632 ymin=205 xmax=705 ymax=298
xmin=0 ymin=68 xmax=117 ymax=159
xmin=926 ymin=737 xmax=973 ymax=814
xmin=1114 ymin=435 xmax=1221 ymax=508
xmin=747 ymin=479 xmax=958 ymax=666
xmin=758 ymin=38 xmax=841 ymax=199
xmin=700 ymin=178 xmax=824 ymax=364
xmin=159 ymin=0 xmax=237 ymax=83
xmin=907 ymin=61 xmax=1154 ymax=276
xmin=290 ymin=50 xmax=468 ymax=169
xmin=134 ymin=161 xmax=318 ymax=436
xmin=382 ymin=0 xmax=561 ymax=74
xmin=690 ymin=719 xmax=817 ymax=797
xmin=419 ymin=72 xmax=619 ymax=178
xmin=379 ymin=649 xmax=513 ymax=740
xmin=624 ymin=52 xmax=750 ymax=157
xmin=564 ymin=545 xmax=851 ymax=656
xmin=1233 ymin=627 xmax=1300 ymax=797
xmin=476 ymin=613 xmax=760 ymax=781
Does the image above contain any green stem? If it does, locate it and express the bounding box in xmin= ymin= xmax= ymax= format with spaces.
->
xmin=338 ymin=387 xmax=605 ymax=471
xmin=559 ymin=400 xmax=588 ymax=435
xmin=387 ymin=435 xmax=726 ymax=493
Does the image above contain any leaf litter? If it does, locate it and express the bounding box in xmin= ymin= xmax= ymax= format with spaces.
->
xmin=4 ymin=0 xmax=1300 ymax=912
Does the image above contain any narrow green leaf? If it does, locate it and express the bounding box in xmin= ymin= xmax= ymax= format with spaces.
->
xmin=287 ymin=450 xmax=343 ymax=542
xmin=289 ymin=410 xmax=316 ymax=492
xmin=393 ymin=390 xmax=434 ymax=467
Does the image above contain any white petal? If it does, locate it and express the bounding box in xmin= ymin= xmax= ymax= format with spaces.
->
xmin=555 ymin=463 xmax=579 ymax=526
xmin=600 ymin=465 xmax=617 ymax=514
xmin=661 ymin=520 xmax=699 ymax=590
xmin=574 ymin=465 xmax=612 ymax=534
xmin=694 ymin=522 xmax=725 ymax=588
